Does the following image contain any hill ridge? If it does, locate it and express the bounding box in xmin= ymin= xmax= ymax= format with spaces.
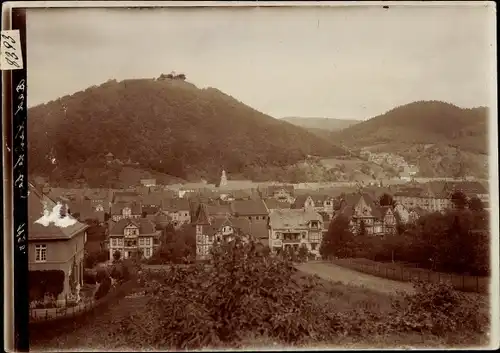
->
xmin=27 ymin=76 xmax=347 ymax=187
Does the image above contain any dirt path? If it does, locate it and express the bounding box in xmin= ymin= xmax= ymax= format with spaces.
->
xmin=295 ymin=261 xmax=415 ymax=295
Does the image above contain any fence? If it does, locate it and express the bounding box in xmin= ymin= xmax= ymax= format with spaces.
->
xmin=29 ymin=277 xmax=138 ymax=330
xmin=332 ymin=258 xmax=489 ymax=294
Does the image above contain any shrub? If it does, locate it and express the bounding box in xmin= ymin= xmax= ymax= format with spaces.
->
xmin=113 ymin=250 xmax=122 ymax=262
xmin=83 ymin=271 xmax=97 ymax=285
xmin=94 ymin=277 xmax=112 ymax=300
xmin=391 ymin=281 xmax=488 ymax=335
xmin=112 ymin=238 xmax=489 ymax=350
xmin=110 ymin=261 xmax=131 ymax=283
xmin=96 ymin=267 xmax=110 ymax=283
xmin=29 ymin=270 xmax=65 ymax=301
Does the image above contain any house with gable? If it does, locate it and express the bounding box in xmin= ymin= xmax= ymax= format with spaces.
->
xmin=194 ymin=203 xmax=256 ymax=260
xmin=112 ymin=191 xmax=141 ymax=204
xmin=266 ymin=184 xmax=295 ymax=204
xmin=108 ymin=218 xmax=161 ymax=259
xmin=408 ymin=207 xmax=429 ymax=224
xmin=263 ymin=198 xmax=292 ymax=211
xmin=337 ymin=193 xmax=397 ymax=236
xmin=161 ymin=198 xmax=191 ymax=228
xmin=393 ymin=202 xmax=410 ymax=224
xmin=443 ymin=181 xmax=489 ymax=205
xmin=230 ymin=199 xmax=270 ymax=223
xmin=291 ymin=194 xmax=335 ymax=215
xmin=28 ymin=183 xmax=89 ymax=305
xmin=110 ymin=202 xmax=142 ymax=222
xmin=268 ymin=209 xmax=324 ymax=258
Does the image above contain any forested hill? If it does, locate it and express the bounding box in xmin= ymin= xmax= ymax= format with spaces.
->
xmin=333 ymin=100 xmax=488 ymax=154
xmin=28 ymin=77 xmax=347 ymax=185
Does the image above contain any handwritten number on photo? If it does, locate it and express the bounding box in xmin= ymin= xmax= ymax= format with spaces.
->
xmin=1 ymin=30 xmax=23 ymax=70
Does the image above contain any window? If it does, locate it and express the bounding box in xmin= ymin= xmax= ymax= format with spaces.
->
xmin=118 ymin=238 xmax=124 ymax=246
xmin=145 ymin=248 xmax=151 ymax=257
xmin=112 ymin=238 xmax=117 ymax=247
xmin=139 ymin=238 xmax=145 ymax=246
xmin=122 ymin=207 xmax=131 ymax=217
xmin=35 ymin=244 xmax=47 ymax=262
xmin=145 ymin=238 xmax=151 ymax=246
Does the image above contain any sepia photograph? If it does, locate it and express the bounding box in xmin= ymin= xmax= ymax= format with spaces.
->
xmin=5 ymin=1 xmax=498 ymax=351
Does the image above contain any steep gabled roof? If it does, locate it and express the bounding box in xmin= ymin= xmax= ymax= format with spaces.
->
xmin=195 ymin=203 xmax=211 ymax=225
xmin=141 ymin=193 xmax=164 ymax=207
xmin=112 ymin=191 xmax=140 ymax=204
xmin=230 ymin=199 xmax=269 ymax=216
xmin=28 ymin=183 xmax=89 ymax=241
xmin=263 ymin=198 xmax=291 ymax=210
xmin=161 ymin=198 xmax=191 ymax=212
xmin=110 ymin=201 xmax=142 ymax=216
xmin=109 ymin=218 xmax=157 ymax=235
xmin=291 ymin=195 xmax=309 ymax=209
xmin=269 ymin=209 xmax=323 ymax=229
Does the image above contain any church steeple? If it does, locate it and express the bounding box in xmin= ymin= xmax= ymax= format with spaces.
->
xmin=220 ymin=169 xmax=228 ymax=187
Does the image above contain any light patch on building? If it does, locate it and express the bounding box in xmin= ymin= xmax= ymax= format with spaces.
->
xmin=35 ymin=202 xmax=77 ymax=228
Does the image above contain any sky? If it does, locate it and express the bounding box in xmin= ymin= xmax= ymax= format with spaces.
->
xmin=27 ymin=3 xmax=495 ymax=120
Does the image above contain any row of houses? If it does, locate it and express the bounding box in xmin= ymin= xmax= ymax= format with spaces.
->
xmin=27 ymin=178 xmax=490 ymax=306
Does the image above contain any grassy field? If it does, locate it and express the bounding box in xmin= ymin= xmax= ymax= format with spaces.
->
xmin=296 ymin=261 xmax=415 ymax=295
xmin=29 ymin=268 xmax=490 ymax=351
xmin=331 ymin=258 xmax=490 ymax=294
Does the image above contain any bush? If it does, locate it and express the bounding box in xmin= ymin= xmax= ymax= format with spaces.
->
xmin=94 ymin=277 xmax=112 ymax=300
xmin=29 ymin=270 xmax=65 ymax=302
xmin=112 ymin=237 xmax=489 ymax=350
xmin=96 ymin=267 xmax=110 ymax=283
xmin=84 ymin=249 xmax=109 ymax=268
xmin=391 ymin=281 xmax=488 ymax=335
xmin=110 ymin=261 xmax=131 ymax=282
xmin=83 ymin=271 xmax=97 ymax=285
xmin=113 ymin=250 xmax=122 ymax=262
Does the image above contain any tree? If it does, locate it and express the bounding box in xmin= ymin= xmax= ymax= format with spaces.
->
xmin=450 ymin=191 xmax=468 ymax=210
xmin=320 ymin=215 xmax=354 ymax=259
xmin=298 ymin=245 xmax=309 ymax=262
xmin=113 ymin=250 xmax=122 ymax=262
xmin=379 ymin=193 xmax=395 ymax=207
xmin=468 ymin=196 xmax=484 ymax=212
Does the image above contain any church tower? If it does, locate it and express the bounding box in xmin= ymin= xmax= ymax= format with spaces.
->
xmin=220 ymin=169 xmax=228 ymax=188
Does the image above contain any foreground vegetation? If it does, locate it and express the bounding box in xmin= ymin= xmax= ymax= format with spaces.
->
xmin=32 ymin=237 xmax=490 ymax=351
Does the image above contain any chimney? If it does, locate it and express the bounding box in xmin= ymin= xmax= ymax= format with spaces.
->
xmin=59 ymin=203 xmax=68 ymax=218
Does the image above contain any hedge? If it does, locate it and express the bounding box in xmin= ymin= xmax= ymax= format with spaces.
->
xmin=29 ymin=270 xmax=65 ymax=301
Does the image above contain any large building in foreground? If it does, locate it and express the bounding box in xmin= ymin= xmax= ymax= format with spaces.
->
xmin=28 ymin=183 xmax=89 ymax=305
